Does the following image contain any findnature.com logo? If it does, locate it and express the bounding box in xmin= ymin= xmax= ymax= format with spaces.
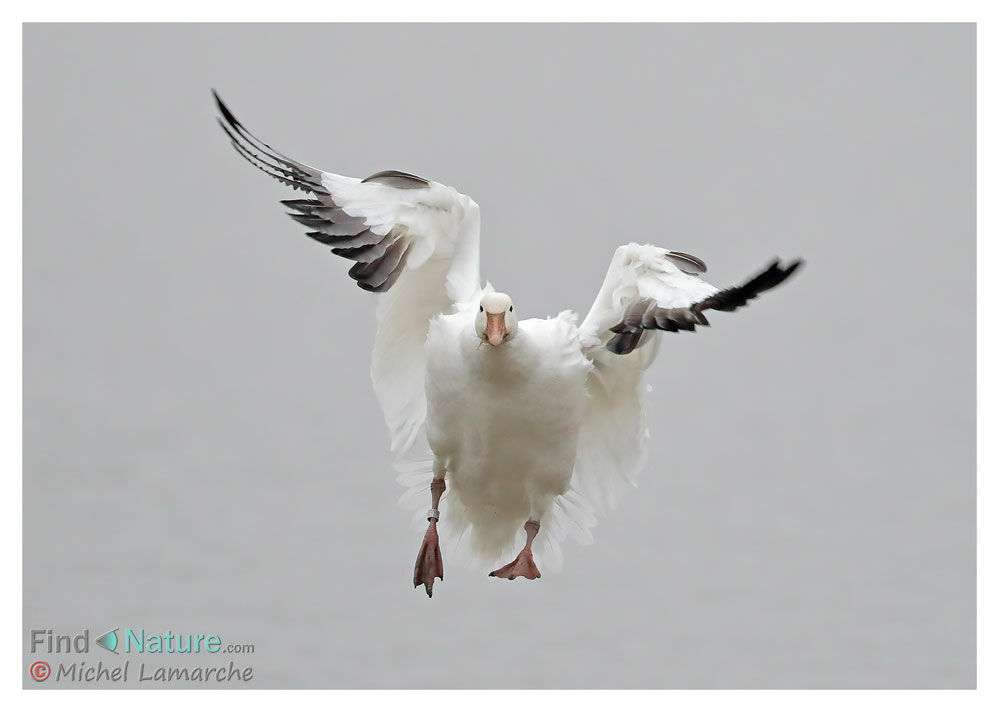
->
xmin=27 ymin=628 xmax=256 ymax=684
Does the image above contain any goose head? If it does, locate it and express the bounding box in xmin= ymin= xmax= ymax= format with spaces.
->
xmin=476 ymin=292 xmax=518 ymax=346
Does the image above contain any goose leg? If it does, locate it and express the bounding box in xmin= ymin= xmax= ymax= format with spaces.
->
xmin=489 ymin=520 xmax=542 ymax=580
xmin=413 ymin=474 xmax=445 ymax=598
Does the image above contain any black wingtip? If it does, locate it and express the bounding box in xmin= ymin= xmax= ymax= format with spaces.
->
xmin=605 ymin=254 xmax=804 ymax=353
xmin=212 ymin=89 xmax=240 ymax=128
xmin=769 ymin=257 xmax=805 ymax=288
xmin=757 ymin=257 xmax=803 ymax=287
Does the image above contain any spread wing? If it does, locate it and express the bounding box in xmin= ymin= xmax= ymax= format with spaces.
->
xmin=573 ymin=243 xmax=802 ymax=515
xmin=214 ymin=91 xmax=481 ymax=457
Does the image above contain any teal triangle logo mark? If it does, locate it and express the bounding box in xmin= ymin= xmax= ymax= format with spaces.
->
xmin=96 ymin=628 xmax=118 ymax=654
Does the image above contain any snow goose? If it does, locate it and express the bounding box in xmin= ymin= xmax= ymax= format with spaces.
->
xmin=213 ymin=92 xmax=802 ymax=597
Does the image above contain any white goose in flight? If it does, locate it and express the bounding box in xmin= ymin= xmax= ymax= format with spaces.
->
xmin=214 ymin=92 xmax=802 ymax=597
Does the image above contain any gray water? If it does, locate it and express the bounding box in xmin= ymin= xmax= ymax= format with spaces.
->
xmin=23 ymin=23 xmax=975 ymax=688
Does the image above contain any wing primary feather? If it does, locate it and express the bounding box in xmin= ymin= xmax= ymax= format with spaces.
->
xmin=605 ymin=257 xmax=802 ymax=354
xmin=223 ymin=132 xmax=322 ymax=194
xmin=611 ymin=298 xmax=655 ymax=334
xmin=332 ymin=233 xmax=397 ymax=261
xmin=607 ymin=331 xmax=642 ymax=355
xmin=304 ymin=231 xmax=341 ymax=246
xmin=225 ymin=141 xmax=327 ymax=195
xmin=281 ymin=198 xmax=328 ymax=213
xmin=214 ymin=90 xmax=480 ymax=306
xmin=213 ymin=91 xmax=325 ymax=184
xmin=325 ymin=229 xmax=384 ymax=250
xmin=356 ymin=256 xmax=408 ymax=292
xmin=348 ymin=235 xmax=411 ymax=288
xmin=286 ymin=213 xmax=331 ymax=229
xmin=218 ymin=119 xmax=306 ymax=183
xmin=694 ymin=258 xmax=802 ymax=313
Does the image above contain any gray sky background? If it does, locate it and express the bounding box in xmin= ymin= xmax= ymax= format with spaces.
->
xmin=23 ymin=24 xmax=975 ymax=688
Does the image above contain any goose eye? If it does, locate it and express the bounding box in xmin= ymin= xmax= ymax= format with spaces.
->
xmin=509 ymin=306 xmax=513 ymax=312
xmin=479 ymin=305 xmax=483 ymax=312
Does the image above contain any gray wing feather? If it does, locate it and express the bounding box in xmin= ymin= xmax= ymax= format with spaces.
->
xmin=361 ymin=170 xmax=430 ymax=189
xmin=664 ymin=250 xmax=708 ymax=275
xmin=606 ymin=258 xmax=803 ymax=354
xmin=214 ymin=90 xmax=427 ymax=293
